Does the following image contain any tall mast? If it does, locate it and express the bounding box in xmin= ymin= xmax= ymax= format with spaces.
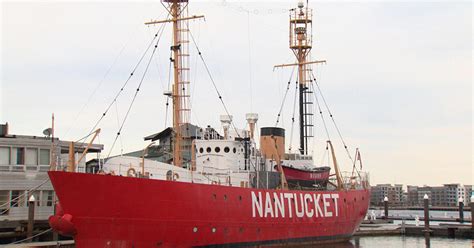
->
xmin=275 ymin=1 xmax=325 ymax=155
xmin=146 ymin=1 xmax=203 ymax=167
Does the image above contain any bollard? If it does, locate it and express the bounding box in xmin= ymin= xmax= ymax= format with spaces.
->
xmin=458 ymin=197 xmax=464 ymax=223
xmin=27 ymin=195 xmax=35 ymax=242
xmin=423 ymin=194 xmax=430 ymax=237
xmin=383 ymin=196 xmax=389 ymax=220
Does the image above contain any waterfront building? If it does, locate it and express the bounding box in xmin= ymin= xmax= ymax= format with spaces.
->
xmin=0 ymin=123 xmax=103 ymax=222
xmin=370 ymin=184 xmax=404 ymax=206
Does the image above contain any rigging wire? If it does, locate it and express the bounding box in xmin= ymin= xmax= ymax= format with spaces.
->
xmin=274 ymin=66 xmax=296 ymax=127
xmin=7 ymin=228 xmax=52 ymax=245
xmin=311 ymin=71 xmax=354 ymax=163
xmin=164 ymin=51 xmax=173 ymax=127
xmin=288 ymin=79 xmax=298 ymax=152
xmin=64 ymin=24 xmax=142 ymax=139
xmin=187 ymin=27 xmax=241 ymax=138
xmin=114 ymin=100 xmax=124 ymax=156
xmin=75 ymin=18 xmax=168 ymax=144
xmin=106 ymin=24 xmax=167 ymax=159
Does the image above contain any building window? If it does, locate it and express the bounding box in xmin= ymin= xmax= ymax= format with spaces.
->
xmin=0 ymin=147 xmax=10 ymax=165
xmin=42 ymin=191 xmax=54 ymax=207
xmin=10 ymin=190 xmax=25 ymax=207
xmin=0 ymin=190 xmax=9 ymax=208
xmin=39 ymin=149 xmax=50 ymax=165
xmin=12 ymin=148 xmax=25 ymax=165
xmin=25 ymin=148 xmax=38 ymax=165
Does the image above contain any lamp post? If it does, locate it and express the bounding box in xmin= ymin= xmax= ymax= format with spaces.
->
xmin=383 ymin=196 xmax=389 ymax=220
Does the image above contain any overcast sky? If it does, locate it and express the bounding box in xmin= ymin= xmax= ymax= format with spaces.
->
xmin=1 ymin=0 xmax=472 ymax=187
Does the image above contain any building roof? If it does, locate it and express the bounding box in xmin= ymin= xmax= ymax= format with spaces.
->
xmin=144 ymin=123 xmax=208 ymax=141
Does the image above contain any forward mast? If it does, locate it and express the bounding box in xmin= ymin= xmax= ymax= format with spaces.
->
xmin=145 ymin=0 xmax=203 ymax=168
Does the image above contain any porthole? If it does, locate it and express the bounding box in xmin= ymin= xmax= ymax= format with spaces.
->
xmin=224 ymin=195 xmax=227 ymax=200
xmin=239 ymin=195 xmax=242 ymax=201
xmin=239 ymin=227 xmax=244 ymax=233
xmin=215 ymin=147 xmax=221 ymax=153
xmin=362 ymin=197 xmax=365 ymax=200
xmin=199 ymin=148 xmax=204 ymax=153
xmin=193 ymin=227 xmax=198 ymax=233
xmin=212 ymin=194 xmax=217 ymax=200
xmin=212 ymin=227 xmax=216 ymax=233
xmin=206 ymin=147 xmax=211 ymax=153
xmin=344 ymin=198 xmax=346 ymax=203
xmin=354 ymin=198 xmax=357 ymax=202
xmin=224 ymin=147 xmax=230 ymax=153
xmin=233 ymin=148 xmax=237 ymax=153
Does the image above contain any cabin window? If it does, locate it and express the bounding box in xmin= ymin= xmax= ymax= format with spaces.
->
xmin=0 ymin=147 xmax=10 ymax=165
xmin=215 ymin=147 xmax=221 ymax=153
xmin=199 ymin=148 xmax=204 ymax=153
xmin=206 ymin=147 xmax=211 ymax=153
xmin=224 ymin=147 xmax=230 ymax=153
xmin=39 ymin=149 xmax=50 ymax=165
xmin=232 ymin=148 xmax=236 ymax=153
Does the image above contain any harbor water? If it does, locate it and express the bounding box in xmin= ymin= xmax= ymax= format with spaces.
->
xmin=298 ymin=236 xmax=472 ymax=248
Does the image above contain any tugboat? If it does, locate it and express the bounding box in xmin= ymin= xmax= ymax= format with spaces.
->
xmin=48 ymin=0 xmax=370 ymax=247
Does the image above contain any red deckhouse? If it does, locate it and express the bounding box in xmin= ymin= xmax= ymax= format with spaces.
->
xmin=48 ymin=0 xmax=370 ymax=247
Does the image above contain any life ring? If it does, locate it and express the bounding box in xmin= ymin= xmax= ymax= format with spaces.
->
xmin=173 ymin=173 xmax=179 ymax=181
xmin=127 ymin=168 xmax=136 ymax=177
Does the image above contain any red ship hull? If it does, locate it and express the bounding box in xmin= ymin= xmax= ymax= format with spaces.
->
xmin=48 ymin=171 xmax=370 ymax=247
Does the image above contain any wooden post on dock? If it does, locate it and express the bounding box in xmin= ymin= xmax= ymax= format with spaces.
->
xmin=470 ymin=195 xmax=474 ymax=229
xmin=423 ymin=194 xmax=430 ymax=236
xmin=458 ymin=197 xmax=464 ymax=223
xmin=27 ymin=195 xmax=36 ymax=242
xmin=383 ymin=196 xmax=389 ymax=220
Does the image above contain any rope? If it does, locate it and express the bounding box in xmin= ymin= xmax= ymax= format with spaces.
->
xmin=275 ymin=66 xmax=296 ymax=127
xmin=187 ymin=27 xmax=241 ymax=138
xmin=106 ymin=23 xmax=167 ymax=159
xmin=164 ymin=51 xmax=173 ymax=127
xmin=7 ymin=228 xmax=52 ymax=245
xmin=311 ymin=71 xmax=354 ymax=163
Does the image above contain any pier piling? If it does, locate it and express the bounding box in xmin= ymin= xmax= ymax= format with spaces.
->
xmin=423 ymin=194 xmax=431 ymax=239
xmin=470 ymin=196 xmax=474 ymax=229
xmin=27 ymin=195 xmax=36 ymax=242
xmin=458 ymin=197 xmax=464 ymax=223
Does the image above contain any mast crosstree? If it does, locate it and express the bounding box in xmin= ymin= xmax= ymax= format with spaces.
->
xmin=145 ymin=0 xmax=203 ymax=168
xmin=274 ymin=1 xmax=325 ymax=155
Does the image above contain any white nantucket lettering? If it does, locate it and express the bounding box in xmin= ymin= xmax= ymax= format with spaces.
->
xmin=294 ymin=193 xmax=305 ymax=218
xmin=323 ymin=194 xmax=332 ymax=217
xmin=251 ymin=191 xmax=263 ymax=218
xmin=331 ymin=194 xmax=339 ymax=217
xmin=283 ymin=193 xmax=294 ymax=218
xmin=264 ymin=192 xmax=274 ymax=218
xmin=313 ymin=194 xmax=323 ymax=217
xmin=304 ymin=194 xmax=314 ymax=217
xmin=273 ymin=192 xmax=285 ymax=217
